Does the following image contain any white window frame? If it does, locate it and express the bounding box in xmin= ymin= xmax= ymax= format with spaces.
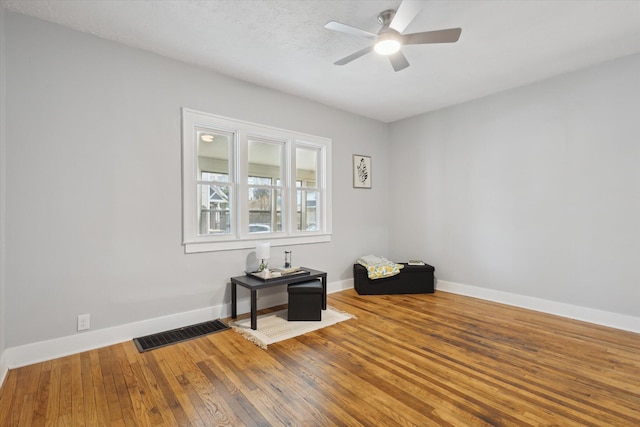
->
xmin=182 ymin=108 xmax=332 ymax=253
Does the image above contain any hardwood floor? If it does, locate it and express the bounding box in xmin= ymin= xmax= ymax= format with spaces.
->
xmin=1 ymin=289 xmax=639 ymax=426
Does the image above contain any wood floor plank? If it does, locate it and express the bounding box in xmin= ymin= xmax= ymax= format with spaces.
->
xmin=17 ymin=393 xmax=35 ymax=427
xmin=70 ymin=354 xmax=85 ymax=427
xmin=57 ymin=357 xmax=73 ymax=425
xmin=89 ymin=350 xmax=111 ymax=426
xmin=104 ymin=346 xmax=138 ymax=427
xmin=98 ymin=346 xmax=126 ymax=424
xmin=161 ymin=341 xmax=234 ymax=425
xmin=44 ymin=358 xmax=62 ymax=423
xmin=136 ymin=352 xmax=180 ymax=426
xmin=143 ymin=352 xmax=192 ymax=426
xmin=30 ymin=363 xmax=53 ymax=427
xmin=1 ymin=289 xmax=639 ymax=426
xmin=80 ymin=352 xmax=99 ymax=426
xmin=160 ymin=344 xmax=219 ymax=425
xmin=0 ymin=368 xmax=17 ymax=425
xmin=155 ymin=356 xmax=207 ymax=427
xmin=13 ymin=363 xmax=42 ymax=427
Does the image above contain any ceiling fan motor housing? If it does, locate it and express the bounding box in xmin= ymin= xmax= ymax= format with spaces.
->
xmin=377 ymin=9 xmax=396 ymax=28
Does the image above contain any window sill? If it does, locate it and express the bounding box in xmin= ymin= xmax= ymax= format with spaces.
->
xmin=184 ymin=234 xmax=332 ymax=254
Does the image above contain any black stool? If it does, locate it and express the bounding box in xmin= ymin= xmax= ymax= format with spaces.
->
xmin=287 ymin=280 xmax=323 ymax=321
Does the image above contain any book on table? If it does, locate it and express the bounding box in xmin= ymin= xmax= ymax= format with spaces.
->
xmin=249 ymin=267 xmax=309 ymax=281
xmin=272 ymin=267 xmax=305 ymax=275
xmin=407 ymin=260 xmax=425 ymax=266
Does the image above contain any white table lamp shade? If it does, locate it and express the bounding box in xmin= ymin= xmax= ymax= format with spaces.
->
xmin=256 ymin=242 xmax=270 ymax=260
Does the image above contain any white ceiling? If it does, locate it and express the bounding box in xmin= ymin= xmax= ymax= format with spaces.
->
xmin=4 ymin=0 xmax=640 ymax=123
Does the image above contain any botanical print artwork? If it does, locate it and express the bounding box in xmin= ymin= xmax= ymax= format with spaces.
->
xmin=357 ymin=158 xmax=368 ymax=184
xmin=353 ymin=155 xmax=372 ymax=188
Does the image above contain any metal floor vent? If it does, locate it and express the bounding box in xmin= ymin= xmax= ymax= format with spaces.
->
xmin=133 ymin=319 xmax=230 ymax=352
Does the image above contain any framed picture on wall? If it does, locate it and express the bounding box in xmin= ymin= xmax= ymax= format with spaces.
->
xmin=353 ymin=154 xmax=372 ymax=189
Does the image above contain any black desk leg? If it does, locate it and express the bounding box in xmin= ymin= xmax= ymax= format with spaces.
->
xmin=322 ymin=276 xmax=327 ymax=310
xmin=251 ymin=290 xmax=258 ymax=330
xmin=231 ymin=282 xmax=237 ymax=318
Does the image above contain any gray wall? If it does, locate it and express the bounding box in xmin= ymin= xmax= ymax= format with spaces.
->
xmin=4 ymin=12 xmax=390 ymax=348
xmin=0 ymin=4 xmax=7 ymax=364
xmin=389 ymin=53 xmax=640 ymax=317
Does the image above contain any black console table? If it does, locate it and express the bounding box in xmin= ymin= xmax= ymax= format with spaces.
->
xmin=230 ymin=267 xmax=327 ymax=330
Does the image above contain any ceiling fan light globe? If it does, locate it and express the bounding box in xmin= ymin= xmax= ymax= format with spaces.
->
xmin=375 ymin=39 xmax=401 ymax=55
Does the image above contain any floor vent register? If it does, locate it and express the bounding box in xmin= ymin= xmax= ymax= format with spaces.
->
xmin=133 ymin=319 xmax=230 ymax=352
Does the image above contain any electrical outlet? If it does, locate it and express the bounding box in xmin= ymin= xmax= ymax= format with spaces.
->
xmin=77 ymin=314 xmax=91 ymax=331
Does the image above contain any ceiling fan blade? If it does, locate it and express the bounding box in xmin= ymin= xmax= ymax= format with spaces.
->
xmin=389 ymin=0 xmax=422 ymax=33
xmin=334 ymin=46 xmax=374 ymax=66
xmin=324 ymin=21 xmax=377 ymax=40
xmin=389 ymin=50 xmax=410 ymax=72
xmin=402 ymin=28 xmax=462 ymax=45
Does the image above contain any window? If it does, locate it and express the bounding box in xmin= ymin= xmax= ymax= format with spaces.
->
xmin=182 ymin=109 xmax=332 ymax=253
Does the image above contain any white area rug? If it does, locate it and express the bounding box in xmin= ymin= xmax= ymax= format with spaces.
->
xmin=230 ymin=307 xmax=355 ymax=349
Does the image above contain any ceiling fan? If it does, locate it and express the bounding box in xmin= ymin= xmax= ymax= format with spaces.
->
xmin=324 ymin=0 xmax=461 ymax=72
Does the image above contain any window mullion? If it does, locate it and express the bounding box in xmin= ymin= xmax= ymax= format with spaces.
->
xmin=287 ymin=138 xmax=296 ymax=235
xmin=236 ymin=130 xmax=248 ymax=239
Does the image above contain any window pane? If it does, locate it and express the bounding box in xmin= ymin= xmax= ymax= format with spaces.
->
xmin=202 ymin=171 xmax=228 ymax=182
xmin=249 ymin=187 xmax=282 ymax=233
xmin=249 ymin=139 xmax=281 ymax=182
xmin=297 ymin=190 xmax=319 ymax=231
xmin=198 ymin=184 xmax=231 ymax=235
xmin=296 ymin=146 xmax=318 ymax=187
xmin=248 ymin=176 xmax=272 ymax=185
xmin=197 ymin=129 xmax=231 ymax=182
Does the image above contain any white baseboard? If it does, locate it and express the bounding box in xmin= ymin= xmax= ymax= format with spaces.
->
xmin=437 ymin=280 xmax=640 ymax=334
xmin=4 ymin=278 xmax=355 ymax=370
xmin=0 ymin=350 xmax=7 ymax=388
xmin=329 ymin=277 xmax=355 ymax=293
xmin=5 ymin=302 xmax=230 ymax=370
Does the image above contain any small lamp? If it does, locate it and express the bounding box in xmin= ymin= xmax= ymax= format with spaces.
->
xmin=256 ymin=242 xmax=270 ymax=272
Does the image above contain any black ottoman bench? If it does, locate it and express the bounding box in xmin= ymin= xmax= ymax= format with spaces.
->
xmin=353 ymin=263 xmax=435 ymax=295
xmin=288 ymin=280 xmax=323 ymax=321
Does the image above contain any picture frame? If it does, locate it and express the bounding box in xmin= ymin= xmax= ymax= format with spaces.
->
xmin=353 ymin=154 xmax=372 ymax=189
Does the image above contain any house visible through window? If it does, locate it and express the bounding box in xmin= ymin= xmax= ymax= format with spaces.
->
xmin=200 ymin=170 xmax=230 ymax=234
xmin=182 ymin=109 xmax=332 ymax=253
xmin=247 ymin=138 xmax=283 ymax=234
